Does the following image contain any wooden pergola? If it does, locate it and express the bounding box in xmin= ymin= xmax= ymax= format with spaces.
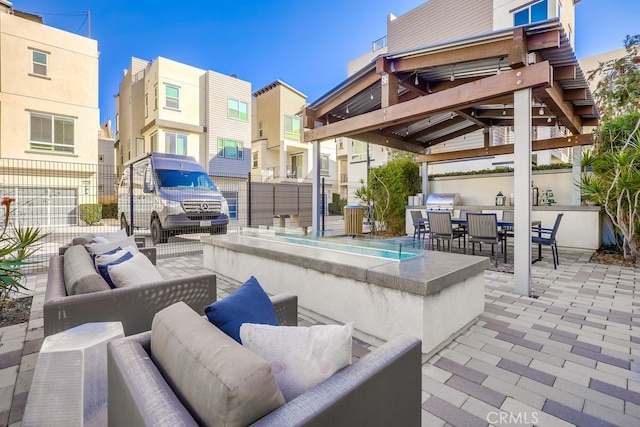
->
xmin=302 ymin=21 xmax=598 ymax=295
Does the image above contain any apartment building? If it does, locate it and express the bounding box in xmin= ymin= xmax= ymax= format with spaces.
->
xmin=115 ymin=57 xmax=252 ymax=225
xmin=341 ymin=0 xmax=581 ymax=199
xmin=98 ymin=120 xmax=116 ymax=204
xmin=0 ymin=1 xmax=99 ymax=226
xmin=251 ymin=80 xmax=338 ymax=206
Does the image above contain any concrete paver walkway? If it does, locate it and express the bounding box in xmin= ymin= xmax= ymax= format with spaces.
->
xmin=0 ymin=246 xmax=638 ymax=426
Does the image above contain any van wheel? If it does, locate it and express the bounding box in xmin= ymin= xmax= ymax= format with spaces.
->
xmin=150 ymin=218 xmax=168 ymax=245
xmin=120 ymin=215 xmax=131 ymax=235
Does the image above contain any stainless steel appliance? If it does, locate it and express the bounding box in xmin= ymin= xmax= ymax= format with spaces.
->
xmin=425 ymin=193 xmax=461 ymax=212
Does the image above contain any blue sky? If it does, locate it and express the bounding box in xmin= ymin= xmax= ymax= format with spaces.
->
xmin=16 ymin=0 xmax=640 ymax=124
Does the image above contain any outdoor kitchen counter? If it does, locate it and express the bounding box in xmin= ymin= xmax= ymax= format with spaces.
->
xmin=406 ymin=204 xmax=602 ymax=249
xmin=202 ymin=234 xmax=488 ymax=354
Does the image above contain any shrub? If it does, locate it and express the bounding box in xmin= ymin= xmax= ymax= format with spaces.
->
xmin=79 ymin=204 xmax=102 ymax=225
xmin=101 ymin=203 xmax=118 ymax=219
xmin=328 ymin=194 xmax=347 ymax=215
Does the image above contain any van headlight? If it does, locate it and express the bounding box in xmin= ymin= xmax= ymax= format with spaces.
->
xmin=162 ymin=199 xmax=183 ymax=214
xmin=221 ymin=198 xmax=229 ymax=215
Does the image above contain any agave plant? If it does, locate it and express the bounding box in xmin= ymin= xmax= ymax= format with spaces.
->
xmin=1 ymin=197 xmax=49 ymax=299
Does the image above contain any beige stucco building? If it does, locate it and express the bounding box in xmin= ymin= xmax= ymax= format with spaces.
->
xmin=0 ymin=1 xmax=99 ymax=226
xmin=115 ymin=56 xmax=252 ymax=225
xmin=252 ymin=80 xmax=338 ymax=206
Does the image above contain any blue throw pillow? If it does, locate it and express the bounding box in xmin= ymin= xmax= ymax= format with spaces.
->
xmin=96 ymin=251 xmax=133 ymax=289
xmin=204 ymin=276 xmax=279 ymax=343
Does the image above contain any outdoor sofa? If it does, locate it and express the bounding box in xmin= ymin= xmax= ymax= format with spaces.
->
xmin=107 ymin=298 xmax=421 ymax=427
xmin=44 ymin=238 xmax=216 ymax=336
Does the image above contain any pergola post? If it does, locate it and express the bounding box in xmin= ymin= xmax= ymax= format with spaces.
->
xmin=513 ymin=87 xmax=532 ymax=296
xmin=421 ymin=162 xmax=429 ymax=204
xmin=311 ymin=140 xmax=321 ymax=235
xmin=572 ymin=146 xmax=582 ymax=206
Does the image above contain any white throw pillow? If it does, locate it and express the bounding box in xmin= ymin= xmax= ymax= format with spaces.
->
xmin=240 ymin=322 xmax=353 ymax=401
xmin=85 ymin=236 xmax=139 ymax=254
xmin=108 ymin=252 xmax=163 ymax=288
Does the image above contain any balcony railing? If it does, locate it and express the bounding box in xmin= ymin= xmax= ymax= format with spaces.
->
xmin=372 ymin=36 xmax=387 ymax=52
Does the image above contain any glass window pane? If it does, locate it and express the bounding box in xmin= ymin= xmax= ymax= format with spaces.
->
xmin=531 ymin=0 xmax=548 ymax=23
xmin=165 ymin=86 xmax=179 ymax=98
xmin=217 ymin=138 xmax=225 ymax=157
xmin=224 ymin=140 xmax=237 ymax=159
xmin=33 ymin=51 xmax=47 ymax=64
xmin=238 ymin=141 xmax=243 ymax=159
xmin=514 ymin=9 xmax=529 ymax=25
xmin=177 ymin=135 xmax=187 ymax=155
xmin=31 ymin=114 xmax=52 ymax=142
xmin=239 ymin=102 xmax=248 ymax=121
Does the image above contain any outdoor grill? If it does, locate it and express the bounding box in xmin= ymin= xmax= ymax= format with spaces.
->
xmin=425 ymin=193 xmax=460 ymax=212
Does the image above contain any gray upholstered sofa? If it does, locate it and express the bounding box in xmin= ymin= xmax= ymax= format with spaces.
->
xmin=43 ymin=243 xmax=217 ymax=336
xmin=107 ymin=299 xmax=422 ymax=427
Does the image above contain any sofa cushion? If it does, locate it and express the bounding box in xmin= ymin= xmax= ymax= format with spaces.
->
xmin=240 ymin=322 xmax=353 ymax=401
xmin=93 ymin=229 xmax=127 ymax=243
xmin=108 ymin=252 xmax=163 ymax=288
xmin=204 ymin=276 xmax=279 ymax=343
xmin=95 ymin=251 xmax=134 ymax=288
xmin=63 ymin=245 xmax=111 ymax=295
xmin=85 ymin=236 xmax=139 ymax=254
xmin=71 ymin=233 xmax=94 ymax=246
xmin=151 ymin=302 xmax=285 ymax=426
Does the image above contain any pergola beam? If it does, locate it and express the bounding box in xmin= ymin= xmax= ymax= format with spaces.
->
xmin=353 ymin=132 xmax=424 ymax=153
xmin=304 ymin=61 xmax=552 ymax=142
xmin=417 ymin=133 xmax=593 ymax=162
xmin=312 ymin=73 xmax=380 ymax=119
xmin=535 ymin=82 xmax=582 ymax=134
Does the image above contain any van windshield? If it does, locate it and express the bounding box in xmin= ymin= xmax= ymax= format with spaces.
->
xmin=155 ymin=169 xmax=218 ymax=191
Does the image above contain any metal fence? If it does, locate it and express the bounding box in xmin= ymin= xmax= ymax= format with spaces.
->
xmin=0 ymin=157 xmax=322 ymax=272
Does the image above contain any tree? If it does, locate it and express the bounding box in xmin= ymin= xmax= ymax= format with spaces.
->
xmin=354 ymin=153 xmax=421 ymax=236
xmin=579 ymin=35 xmax=640 ymax=259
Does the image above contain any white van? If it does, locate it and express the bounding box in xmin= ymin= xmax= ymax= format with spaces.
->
xmin=118 ymin=152 xmax=229 ymax=245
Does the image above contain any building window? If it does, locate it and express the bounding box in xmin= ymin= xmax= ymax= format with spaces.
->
xmin=351 ymin=140 xmax=373 ymax=162
xmin=284 ymin=115 xmax=301 ymax=140
xmin=165 ymin=132 xmax=187 ymax=155
xmin=514 ymin=0 xmax=547 ymax=26
xmin=31 ymin=50 xmax=48 ymax=76
xmin=217 ymin=138 xmax=244 ymax=159
xmin=321 ymin=154 xmax=330 ymax=176
xmin=165 ymin=84 xmax=180 ymax=109
xmin=136 ymin=138 xmax=145 ymax=155
xmin=258 ymin=121 xmax=263 ymax=138
xmin=98 ymin=184 xmax=104 ymax=193
xmin=29 ymin=112 xmax=75 ymax=153
xmin=150 ymin=132 xmax=158 ymax=151
xmin=290 ymin=153 xmax=303 ymax=178
xmin=154 ymin=84 xmax=158 ymax=110
xmin=222 ymin=191 xmax=238 ymax=220
xmin=145 ymin=94 xmax=149 ymax=117
xmin=252 ymin=151 xmax=259 ymax=168
xmin=227 ymin=99 xmax=248 ymax=121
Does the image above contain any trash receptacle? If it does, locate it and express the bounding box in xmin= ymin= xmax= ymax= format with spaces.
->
xmin=344 ymin=205 xmax=364 ymax=236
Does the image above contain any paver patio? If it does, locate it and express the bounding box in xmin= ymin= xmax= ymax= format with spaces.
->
xmin=0 ymin=244 xmax=638 ymax=426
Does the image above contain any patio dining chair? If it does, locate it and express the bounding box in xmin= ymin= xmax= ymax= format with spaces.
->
xmin=427 ymin=211 xmax=465 ymax=252
xmin=501 ymin=210 xmax=514 ymax=239
xmin=466 ymin=213 xmax=505 ymax=267
xmin=532 ymin=213 xmax=563 ymax=269
xmin=456 ymin=209 xmax=482 ymax=233
xmin=410 ymin=210 xmax=428 ymax=240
